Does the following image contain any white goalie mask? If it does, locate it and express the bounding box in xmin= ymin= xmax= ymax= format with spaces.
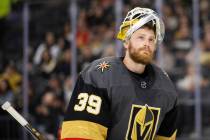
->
xmin=117 ymin=7 xmax=165 ymax=44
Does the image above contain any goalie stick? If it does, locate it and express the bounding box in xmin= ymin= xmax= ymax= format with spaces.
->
xmin=1 ymin=101 xmax=46 ymax=140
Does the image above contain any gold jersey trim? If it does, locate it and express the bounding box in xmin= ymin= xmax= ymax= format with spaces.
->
xmin=61 ymin=120 xmax=108 ymax=140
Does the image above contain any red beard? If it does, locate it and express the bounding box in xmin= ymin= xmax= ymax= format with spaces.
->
xmin=128 ymin=42 xmax=154 ymax=65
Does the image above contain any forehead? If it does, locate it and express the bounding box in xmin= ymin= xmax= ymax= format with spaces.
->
xmin=131 ymin=27 xmax=155 ymax=37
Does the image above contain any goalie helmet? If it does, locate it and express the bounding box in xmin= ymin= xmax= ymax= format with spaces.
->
xmin=117 ymin=7 xmax=165 ymax=44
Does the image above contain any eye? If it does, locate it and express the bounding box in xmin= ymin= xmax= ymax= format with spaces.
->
xmin=149 ymin=38 xmax=155 ymax=43
xmin=137 ymin=36 xmax=144 ymax=40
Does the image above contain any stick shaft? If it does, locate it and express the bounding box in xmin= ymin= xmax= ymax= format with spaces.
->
xmin=1 ymin=102 xmax=46 ymax=140
xmin=25 ymin=124 xmax=46 ymax=140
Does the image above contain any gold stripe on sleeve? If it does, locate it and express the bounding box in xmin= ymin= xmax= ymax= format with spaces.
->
xmin=61 ymin=120 xmax=108 ymax=140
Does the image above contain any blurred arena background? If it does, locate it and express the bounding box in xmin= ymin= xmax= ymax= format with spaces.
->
xmin=0 ymin=0 xmax=210 ymax=140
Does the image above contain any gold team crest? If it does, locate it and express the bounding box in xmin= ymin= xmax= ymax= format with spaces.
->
xmin=96 ymin=61 xmax=110 ymax=72
xmin=126 ymin=104 xmax=160 ymax=140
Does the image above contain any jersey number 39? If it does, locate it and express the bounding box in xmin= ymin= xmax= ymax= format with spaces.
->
xmin=74 ymin=93 xmax=102 ymax=115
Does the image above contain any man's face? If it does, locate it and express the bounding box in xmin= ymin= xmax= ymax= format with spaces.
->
xmin=125 ymin=27 xmax=156 ymax=65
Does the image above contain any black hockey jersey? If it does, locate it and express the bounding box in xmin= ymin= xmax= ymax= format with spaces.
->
xmin=61 ymin=57 xmax=178 ymax=140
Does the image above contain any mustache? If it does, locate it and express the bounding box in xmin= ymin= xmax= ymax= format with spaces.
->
xmin=137 ymin=47 xmax=152 ymax=53
xmin=128 ymin=43 xmax=152 ymax=54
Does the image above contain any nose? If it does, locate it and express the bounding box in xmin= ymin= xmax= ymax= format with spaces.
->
xmin=144 ymin=39 xmax=150 ymax=50
xmin=144 ymin=39 xmax=150 ymax=46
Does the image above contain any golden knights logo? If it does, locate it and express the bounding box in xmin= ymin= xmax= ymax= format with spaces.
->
xmin=126 ymin=104 xmax=160 ymax=140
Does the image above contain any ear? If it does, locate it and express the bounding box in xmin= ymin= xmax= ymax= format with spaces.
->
xmin=123 ymin=39 xmax=129 ymax=49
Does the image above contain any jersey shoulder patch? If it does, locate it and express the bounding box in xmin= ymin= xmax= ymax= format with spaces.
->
xmin=80 ymin=57 xmax=120 ymax=88
xmin=96 ymin=61 xmax=111 ymax=73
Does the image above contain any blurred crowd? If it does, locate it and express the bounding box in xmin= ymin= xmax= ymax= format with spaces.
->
xmin=0 ymin=0 xmax=210 ymax=139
